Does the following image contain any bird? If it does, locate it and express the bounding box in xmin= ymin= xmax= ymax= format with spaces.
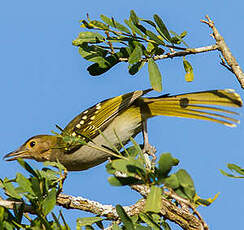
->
xmin=4 ymin=89 xmax=242 ymax=171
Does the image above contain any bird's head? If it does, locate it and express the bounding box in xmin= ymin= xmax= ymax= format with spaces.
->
xmin=4 ymin=135 xmax=60 ymax=162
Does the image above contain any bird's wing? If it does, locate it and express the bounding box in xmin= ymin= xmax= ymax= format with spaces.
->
xmin=63 ymin=89 xmax=152 ymax=139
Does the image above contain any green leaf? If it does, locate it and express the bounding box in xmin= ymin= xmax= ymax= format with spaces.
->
xmin=146 ymin=42 xmax=155 ymax=53
xmin=90 ymin=20 xmax=109 ymax=30
xmin=78 ymin=43 xmax=108 ymax=63
xmin=121 ymin=146 xmax=140 ymax=157
xmin=30 ymin=177 xmax=42 ymax=197
xmin=0 ymin=207 xmax=4 ymax=225
xmin=195 ymin=192 xmax=219 ymax=207
xmin=124 ymin=19 xmax=144 ymax=37
xmin=109 ymin=157 xmax=146 ymax=178
xmin=60 ymin=210 xmax=70 ymax=230
xmin=81 ymin=20 xmax=94 ymax=29
xmin=151 ymin=213 xmax=161 ymax=225
xmin=176 ymin=169 xmax=195 ymax=200
xmin=153 ymin=15 xmax=171 ymax=42
xmin=108 ymin=176 xmax=143 ymax=186
xmin=144 ymin=186 xmax=162 ymax=213
xmin=72 ymin=32 xmax=104 ymax=45
xmin=42 ymin=189 xmax=57 ymax=216
xmin=146 ymin=30 xmax=165 ymax=46
xmin=16 ymin=173 xmax=34 ymax=196
xmin=17 ymin=159 xmax=38 ymax=177
xmin=174 ymin=188 xmax=188 ymax=200
xmin=228 ymin=164 xmax=244 ymax=175
xmin=38 ymin=169 xmax=59 ymax=184
xmin=130 ymin=10 xmax=139 ymax=25
xmin=220 ymin=165 xmax=244 ymax=178
xmin=139 ymin=213 xmax=161 ymax=230
xmin=130 ymin=137 xmax=143 ymax=156
xmin=100 ymin=14 xmax=115 ymax=27
xmin=164 ymin=174 xmax=179 ymax=189
xmin=106 ymin=162 xmax=117 ymax=175
xmin=148 ymin=58 xmax=162 ymax=92
xmin=87 ymin=51 xmax=123 ymax=76
xmin=183 ymin=57 xmax=194 ymax=82
xmin=77 ymin=217 xmax=103 ymax=227
xmin=195 ymin=199 xmax=211 ymax=206
xmin=220 ymin=169 xmax=244 ymax=178
xmin=114 ymin=22 xmax=131 ymax=34
xmin=100 ymin=15 xmax=130 ymax=33
xmin=116 ymin=205 xmax=134 ymax=230
xmin=43 ymin=161 xmax=66 ymax=171
xmin=131 ymin=215 xmax=139 ymax=224
xmin=112 ymin=223 xmax=121 ymax=230
xmin=3 ymin=179 xmax=22 ymax=199
xmin=158 ymin=153 xmax=179 ymax=179
xmin=110 ymin=159 xmax=131 ymax=175
xmin=170 ymin=31 xmax=189 ymax=47
xmin=128 ymin=45 xmax=143 ymax=65
xmin=129 ymin=61 xmax=145 ymax=75
xmin=51 ymin=213 xmax=62 ymax=229
xmin=141 ymin=19 xmax=157 ymax=27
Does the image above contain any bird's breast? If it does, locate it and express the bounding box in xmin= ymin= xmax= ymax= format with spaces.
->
xmin=59 ymin=106 xmax=143 ymax=171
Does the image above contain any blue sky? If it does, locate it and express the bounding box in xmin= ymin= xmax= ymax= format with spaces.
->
xmin=0 ymin=1 xmax=243 ymax=229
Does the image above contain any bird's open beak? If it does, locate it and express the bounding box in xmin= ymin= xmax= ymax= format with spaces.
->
xmin=3 ymin=149 xmax=31 ymax=161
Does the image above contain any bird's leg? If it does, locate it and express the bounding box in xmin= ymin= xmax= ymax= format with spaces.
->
xmin=57 ymin=168 xmax=68 ymax=195
xmin=142 ymin=120 xmax=157 ymax=167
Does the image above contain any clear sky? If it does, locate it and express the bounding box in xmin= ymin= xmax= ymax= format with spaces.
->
xmin=0 ymin=1 xmax=243 ymax=229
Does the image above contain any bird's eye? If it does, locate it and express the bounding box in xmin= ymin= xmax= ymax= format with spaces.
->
xmin=29 ymin=141 xmax=36 ymax=148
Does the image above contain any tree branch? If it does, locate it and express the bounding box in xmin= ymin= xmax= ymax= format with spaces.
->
xmin=0 ymin=190 xmax=205 ymax=230
xmin=201 ymin=15 xmax=244 ymax=89
xmin=119 ymin=44 xmax=218 ymax=62
xmin=131 ymin=184 xmax=205 ymax=230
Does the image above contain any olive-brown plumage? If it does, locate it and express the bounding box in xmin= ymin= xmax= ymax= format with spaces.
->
xmin=4 ymin=89 xmax=242 ymax=171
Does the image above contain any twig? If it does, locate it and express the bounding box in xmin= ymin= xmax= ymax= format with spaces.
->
xmin=0 ymin=197 xmax=36 ymax=215
xmin=130 ymin=184 xmax=204 ymax=230
xmin=119 ymin=44 xmax=218 ymax=62
xmin=219 ymin=55 xmax=234 ymax=73
xmin=201 ymin=15 xmax=244 ymax=89
xmin=163 ymin=187 xmax=208 ymax=230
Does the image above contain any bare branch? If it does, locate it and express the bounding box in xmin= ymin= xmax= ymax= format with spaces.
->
xmin=201 ymin=15 xmax=244 ymax=89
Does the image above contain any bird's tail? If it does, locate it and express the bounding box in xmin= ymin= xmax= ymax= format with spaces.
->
xmin=142 ymin=89 xmax=243 ymax=127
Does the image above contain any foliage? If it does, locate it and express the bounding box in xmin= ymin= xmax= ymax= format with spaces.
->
xmin=0 ymin=159 xmax=70 ymax=229
xmin=220 ymin=164 xmax=244 ymax=178
xmin=72 ymin=10 xmax=193 ymax=92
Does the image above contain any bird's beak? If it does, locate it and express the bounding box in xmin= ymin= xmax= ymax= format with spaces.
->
xmin=3 ymin=149 xmax=32 ymax=161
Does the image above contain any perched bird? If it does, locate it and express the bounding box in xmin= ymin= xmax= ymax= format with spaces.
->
xmin=4 ymin=89 xmax=242 ymax=171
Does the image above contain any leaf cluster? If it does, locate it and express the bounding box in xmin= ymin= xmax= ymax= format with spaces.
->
xmin=106 ymin=141 xmax=197 ymax=201
xmin=72 ymin=10 xmax=193 ymax=92
xmin=220 ymin=163 xmax=244 ymax=178
xmin=0 ymin=160 xmax=69 ymax=230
